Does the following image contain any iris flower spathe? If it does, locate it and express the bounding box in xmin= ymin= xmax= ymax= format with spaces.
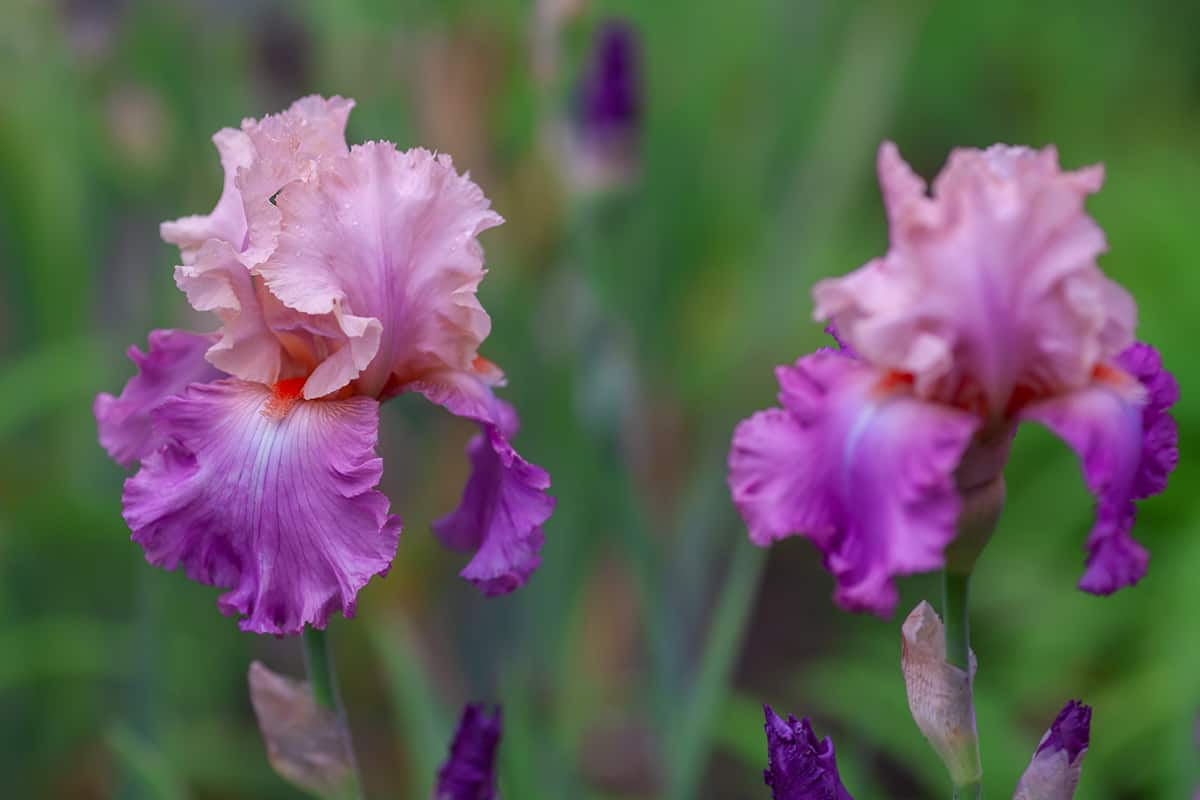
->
xmin=729 ymin=142 xmax=1178 ymax=616
xmin=96 ymin=95 xmax=555 ymax=634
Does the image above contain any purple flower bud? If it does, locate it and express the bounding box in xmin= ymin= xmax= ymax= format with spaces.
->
xmin=569 ymin=20 xmax=641 ymax=190
xmin=434 ymin=704 xmax=502 ymax=800
xmin=762 ymin=706 xmax=853 ymax=800
xmin=1014 ymin=701 xmax=1091 ymax=800
xmin=576 ymin=21 xmax=640 ymax=140
xmin=1037 ymin=701 xmax=1091 ymax=763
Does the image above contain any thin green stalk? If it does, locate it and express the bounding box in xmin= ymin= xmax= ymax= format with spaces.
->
xmin=302 ymin=629 xmax=365 ymax=800
xmin=668 ymin=541 xmax=767 ymax=800
xmin=303 ymin=628 xmax=337 ymax=710
xmin=941 ymin=571 xmax=972 ymax=672
xmin=941 ymin=571 xmax=981 ymax=800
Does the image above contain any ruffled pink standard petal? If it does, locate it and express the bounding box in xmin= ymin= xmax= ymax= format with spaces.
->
xmin=1020 ymin=342 xmax=1178 ymax=594
xmin=160 ymin=128 xmax=254 ymax=261
xmin=94 ymin=330 xmax=222 ymax=467
xmin=259 ymin=143 xmax=503 ymax=399
xmin=814 ymin=142 xmax=1136 ymax=416
xmin=123 ymin=379 xmax=401 ymax=635
xmin=728 ymin=350 xmax=979 ymax=616
xmin=165 ymin=96 xmax=357 ymax=387
xmin=414 ymin=370 xmax=554 ymax=595
xmin=174 ymin=240 xmax=288 ymax=384
xmin=236 ymin=95 xmax=356 ymax=267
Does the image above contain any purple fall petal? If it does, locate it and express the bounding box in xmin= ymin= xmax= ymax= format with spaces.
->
xmin=435 ymin=704 xmax=502 ymax=800
xmin=123 ymin=379 xmax=401 ymax=635
xmin=728 ymin=350 xmax=978 ymax=616
xmin=762 ymin=706 xmax=853 ymax=800
xmin=94 ymin=329 xmax=221 ymax=466
xmin=414 ymin=372 xmax=555 ymax=596
xmin=1020 ymin=342 xmax=1179 ymax=594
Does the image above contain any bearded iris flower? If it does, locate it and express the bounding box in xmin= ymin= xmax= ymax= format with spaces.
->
xmin=95 ymin=96 xmax=555 ymax=635
xmin=729 ymin=142 xmax=1178 ymax=616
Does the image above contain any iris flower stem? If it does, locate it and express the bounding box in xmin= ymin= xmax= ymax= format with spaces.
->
xmin=941 ymin=570 xmax=982 ymax=800
xmin=302 ymin=628 xmax=365 ymax=800
xmin=940 ymin=570 xmax=971 ymax=672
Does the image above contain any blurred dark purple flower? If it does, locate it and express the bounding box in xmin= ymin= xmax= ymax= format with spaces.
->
xmin=569 ymin=20 xmax=641 ymax=190
xmin=763 ymin=706 xmax=853 ymax=800
xmin=435 ymin=704 xmax=502 ymax=800
xmin=1014 ymin=700 xmax=1091 ymax=800
xmin=576 ymin=21 xmax=640 ymax=142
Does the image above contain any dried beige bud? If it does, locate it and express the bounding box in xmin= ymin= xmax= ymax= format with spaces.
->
xmin=901 ymin=601 xmax=981 ymax=786
xmin=248 ymin=661 xmax=355 ymax=797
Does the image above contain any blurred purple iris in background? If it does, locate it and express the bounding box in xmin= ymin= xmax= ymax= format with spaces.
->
xmin=435 ymin=704 xmax=502 ymax=800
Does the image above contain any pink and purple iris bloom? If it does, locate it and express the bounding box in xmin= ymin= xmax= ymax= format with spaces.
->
xmin=729 ymin=142 xmax=1178 ymax=616
xmin=95 ymin=96 xmax=555 ymax=635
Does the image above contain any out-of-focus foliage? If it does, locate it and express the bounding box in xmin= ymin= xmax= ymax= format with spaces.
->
xmin=1 ymin=0 xmax=1198 ymax=797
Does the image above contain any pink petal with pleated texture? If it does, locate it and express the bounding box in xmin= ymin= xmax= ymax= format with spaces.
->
xmin=729 ymin=350 xmax=978 ymax=616
xmin=259 ymin=144 xmax=502 ymax=399
xmin=814 ymin=142 xmax=1135 ymax=418
xmin=123 ymin=379 xmax=400 ymax=635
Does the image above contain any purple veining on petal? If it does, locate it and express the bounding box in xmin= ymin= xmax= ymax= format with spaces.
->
xmin=434 ymin=704 xmax=501 ymax=800
xmin=123 ymin=379 xmax=400 ymax=635
xmin=95 ymin=329 xmax=222 ymax=467
xmin=762 ymin=706 xmax=853 ymax=800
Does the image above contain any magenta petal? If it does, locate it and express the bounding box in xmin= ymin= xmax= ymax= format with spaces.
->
xmin=1020 ymin=343 xmax=1178 ymax=595
xmin=728 ymin=350 xmax=978 ymax=616
xmin=122 ymin=379 xmax=401 ymax=635
xmin=416 ymin=372 xmax=555 ymax=596
xmin=94 ymin=330 xmax=222 ymax=467
xmin=1114 ymin=342 xmax=1179 ymax=499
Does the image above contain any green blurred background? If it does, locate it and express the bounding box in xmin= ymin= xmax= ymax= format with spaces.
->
xmin=2 ymin=0 xmax=1198 ymax=797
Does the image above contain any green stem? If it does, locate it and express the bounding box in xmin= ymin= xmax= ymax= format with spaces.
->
xmin=941 ymin=571 xmax=971 ymax=672
xmin=303 ymin=628 xmax=337 ymax=709
xmin=941 ymin=570 xmax=981 ymax=800
xmin=302 ymin=629 xmax=365 ymax=800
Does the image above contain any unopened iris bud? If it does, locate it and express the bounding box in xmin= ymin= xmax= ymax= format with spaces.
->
xmin=901 ymin=601 xmax=981 ymax=788
xmin=1013 ymin=701 xmax=1091 ymax=800
xmin=247 ymin=661 xmax=355 ymax=797
xmin=762 ymin=705 xmax=853 ymax=799
xmin=434 ymin=704 xmax=502 ymax=800
xmin=569 ymin=20 xmax=641 ymax=191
